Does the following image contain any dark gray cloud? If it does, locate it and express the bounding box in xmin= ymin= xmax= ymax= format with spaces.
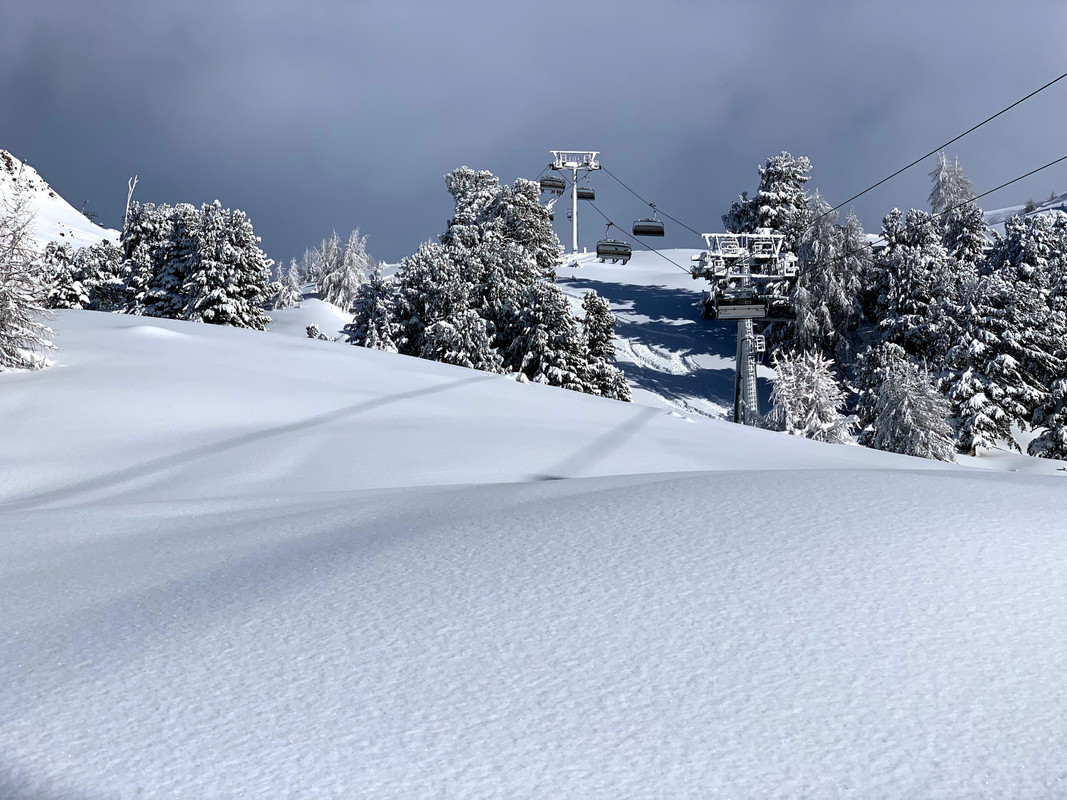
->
xmin=3 ymin=0 xmax=1067 ymax=265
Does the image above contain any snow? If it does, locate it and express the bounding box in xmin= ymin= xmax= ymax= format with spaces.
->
xmin=984 ymin=191 xmax=1067 ymax=229
xmin=3 ymin=188 xmax=1067 ymax=795
xmin=0 ymin=150 xmax=119 ymax=250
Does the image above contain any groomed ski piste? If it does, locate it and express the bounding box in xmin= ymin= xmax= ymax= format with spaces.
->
xmin=3 ymin=193 xmax=1067 ymax=797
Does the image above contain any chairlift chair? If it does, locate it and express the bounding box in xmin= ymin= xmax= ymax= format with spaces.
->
xmin=576 ymin=186 xmax=595 ymax=201
xmin=596 ymin=238 xmax=632 ymax=265
xmin=632 ymin=217 xmax=665 ymax=237
xmin=539 ymin=175 xmax=566 ymax=195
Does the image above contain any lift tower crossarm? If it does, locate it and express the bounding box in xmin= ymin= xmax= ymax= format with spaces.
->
xmin=691 ymin=228 xmax=799 ymax=427
xmin=550 ymin=150 xmax=600 ymax=255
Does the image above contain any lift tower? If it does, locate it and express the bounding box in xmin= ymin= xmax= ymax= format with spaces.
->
xmin=690 ymin=230 xmax=798 ymax=425
xmin=550 ymin=151 xmax=600 ymax=254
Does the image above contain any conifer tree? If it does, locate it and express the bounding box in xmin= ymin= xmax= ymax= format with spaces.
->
xmin=344 ymin=262 xmax=398 ymax=352
xmin=1028 ymin=378 xmax=1067 ymax=460
xmin=876 ymin=208 xmax=954 ymax=362
xmin=765 ymin=350 xmax=854 ymax=443
xmin=391 ymin=241 xmax=500 ymax=371
xmin=941 ymin=201 xmax=988 ymax=277
xmin=74 ymin=240 xmax=125 ymax=311
xmin=312 ymin=232 xmax=342 ymax=299
xmin=581 ymin=290 xmax=631 ymax=401
xmin=928 ymin=152 xmax=976 ymax=215
xmin=273 ymin=259 xmax=304 ymax=309
xmin=723 ymin=152 xmax=812 ymax=248
xmin=868 ymin=357 xmax=955 ymax=461
xmin=120 ymin=201 xmax=173 ymax=312
xmin=182 ymin=202 xmax=274 ymax=330
xmin=945 ymin=273 xmax=1050 ymax=454
xmin=43 ymin=241 xmax=88 ymax=309
xmin=510 ymin=282 xmax=588 ymax=391
xmin=0 ymin=193 xmax=52 ymax=370
xmin=320 ymin=229 xmax=369 ymax=310
xmin=853 ymin=340 xmax=909 ymax=444
xmin=789 ymin=195 xmax=864 ymax=364
xmin=140 ymin=202 xmax=199 ymax=320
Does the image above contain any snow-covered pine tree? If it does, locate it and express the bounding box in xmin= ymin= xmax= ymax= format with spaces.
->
xmin=120 ymin=201 xmax=174 ymax=312
xmin=928 ymin=152 xmax=976 ymax=215
xmin=344 ymin=262 xmax=398 ymax=352
xmin=390 ymin=241 xmax=500 ymax=371
xmin=487 ymin=177 xmax=562 ymax=281
xmin=0 ymin=193 xmax=52 ymax=370
xmin=313 ymin=232 xmax=342 ymax=300
xmin=868 ymin=357 xmax=955 ymax=461
xmin=1028 ymin=378 xmax=1067 ymax=460
xmin=723 ymin=152 xmax=812 ymax=248
xmin=442 ymin=167 xmax=502 ymax=241
xmin=74 ymin=240 xmax=125 ymax=311
xmin=789 ymin=195 xmax=863 ymax=363
xmin=43 ymin=241 xmax=88 ymax=309
xmin=853 ymin=340 xmax=909 ymax=444
xmin=299 ymin=247 xmax=321 ymax=285
xmin=942 ymin=202 xmax=986 ymax=270
xmin=581 ymin=290 xmax=631 ymax=401
xmin=140 ymin=202 xmax=199 ymax=320
xmin=765 ymin=350 xmax=854 ymax=443
xmin=944 ymin=272 xmax=1052 ymax=454
xmin=440 ymin=167 xmax=563 ymax=363
xmin=509 ymin=282 xmax=589 ymax=392
xmin=182 ymin=202 xmax=274 ymax=330
xmin=320 ymin=229 xmax=369 ymax=310
xmin=273 ymin=259 xmax=304 ymax=309
xmin=988 ymin=213 xmax=1056 ymax=288
xmin=876 ymin=208 xmax=954 ymax=362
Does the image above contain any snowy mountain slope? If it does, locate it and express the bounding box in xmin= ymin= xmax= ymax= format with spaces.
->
xmin=278 ymin=248 xmax=771 ymax=420
xmin=984 ymin=191 xmax=1067 ymax=228
xmin=0 ymin=149 xmax=118 ymax=250
xmin=557 ymin=249 xmax=767 ymax=418
xmin=3 ymin=310 xmax=1067 ymax=798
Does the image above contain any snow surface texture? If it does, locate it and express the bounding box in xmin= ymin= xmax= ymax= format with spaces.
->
xmin=3 ymin=307 xmax=1067 ymax=799
xmin=0 ymin=149 xmax=118 ymax=250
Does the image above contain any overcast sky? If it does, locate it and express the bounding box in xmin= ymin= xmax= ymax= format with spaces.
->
xmin=3 ymin=0 xmax=1066 ymax=265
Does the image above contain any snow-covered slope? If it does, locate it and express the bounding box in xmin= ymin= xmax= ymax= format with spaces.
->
xmin=279 ymin=248 xmax=764 ymax=420
xmin=0 ymin=149 xmax=118 ymax=250
xmin=3 ymin=308 xmax=1067 ymax=798
xmin=984 ymin=191 xmax=1067 ymax=228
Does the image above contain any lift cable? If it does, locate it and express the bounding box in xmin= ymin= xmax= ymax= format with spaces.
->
xmin=811 ymin=68 xmax=1067 ymax=228
xmin=802 ymin=152 xmax=1067 ymax=284
xmin=548 ymin=168 xmax=691 ymax=273
xmin=587 ymin=202 xmax=693 ymax=274
xmin=600 ymin=165 xmax=706 ymax=239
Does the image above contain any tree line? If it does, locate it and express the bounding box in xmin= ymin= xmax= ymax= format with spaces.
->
xmin=729 ymin=152 xmax=1067 ymax=461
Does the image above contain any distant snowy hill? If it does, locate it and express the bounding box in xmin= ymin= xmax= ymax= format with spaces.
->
xmin=984 ymin=190 xmax=1067 ymax=228
xmin=0 ymin=149 xmax=118 ymax=250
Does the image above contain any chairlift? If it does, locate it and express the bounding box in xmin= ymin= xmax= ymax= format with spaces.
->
xmin=596 ymin=238 xmax=632 ymax=265
xmin=632 ymin=217 xmax=665 ymax=237
xmin=539 ymin=175 xmax=566 ymax=195
xmin=576 ymin=186 xmax=595 ymax=201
